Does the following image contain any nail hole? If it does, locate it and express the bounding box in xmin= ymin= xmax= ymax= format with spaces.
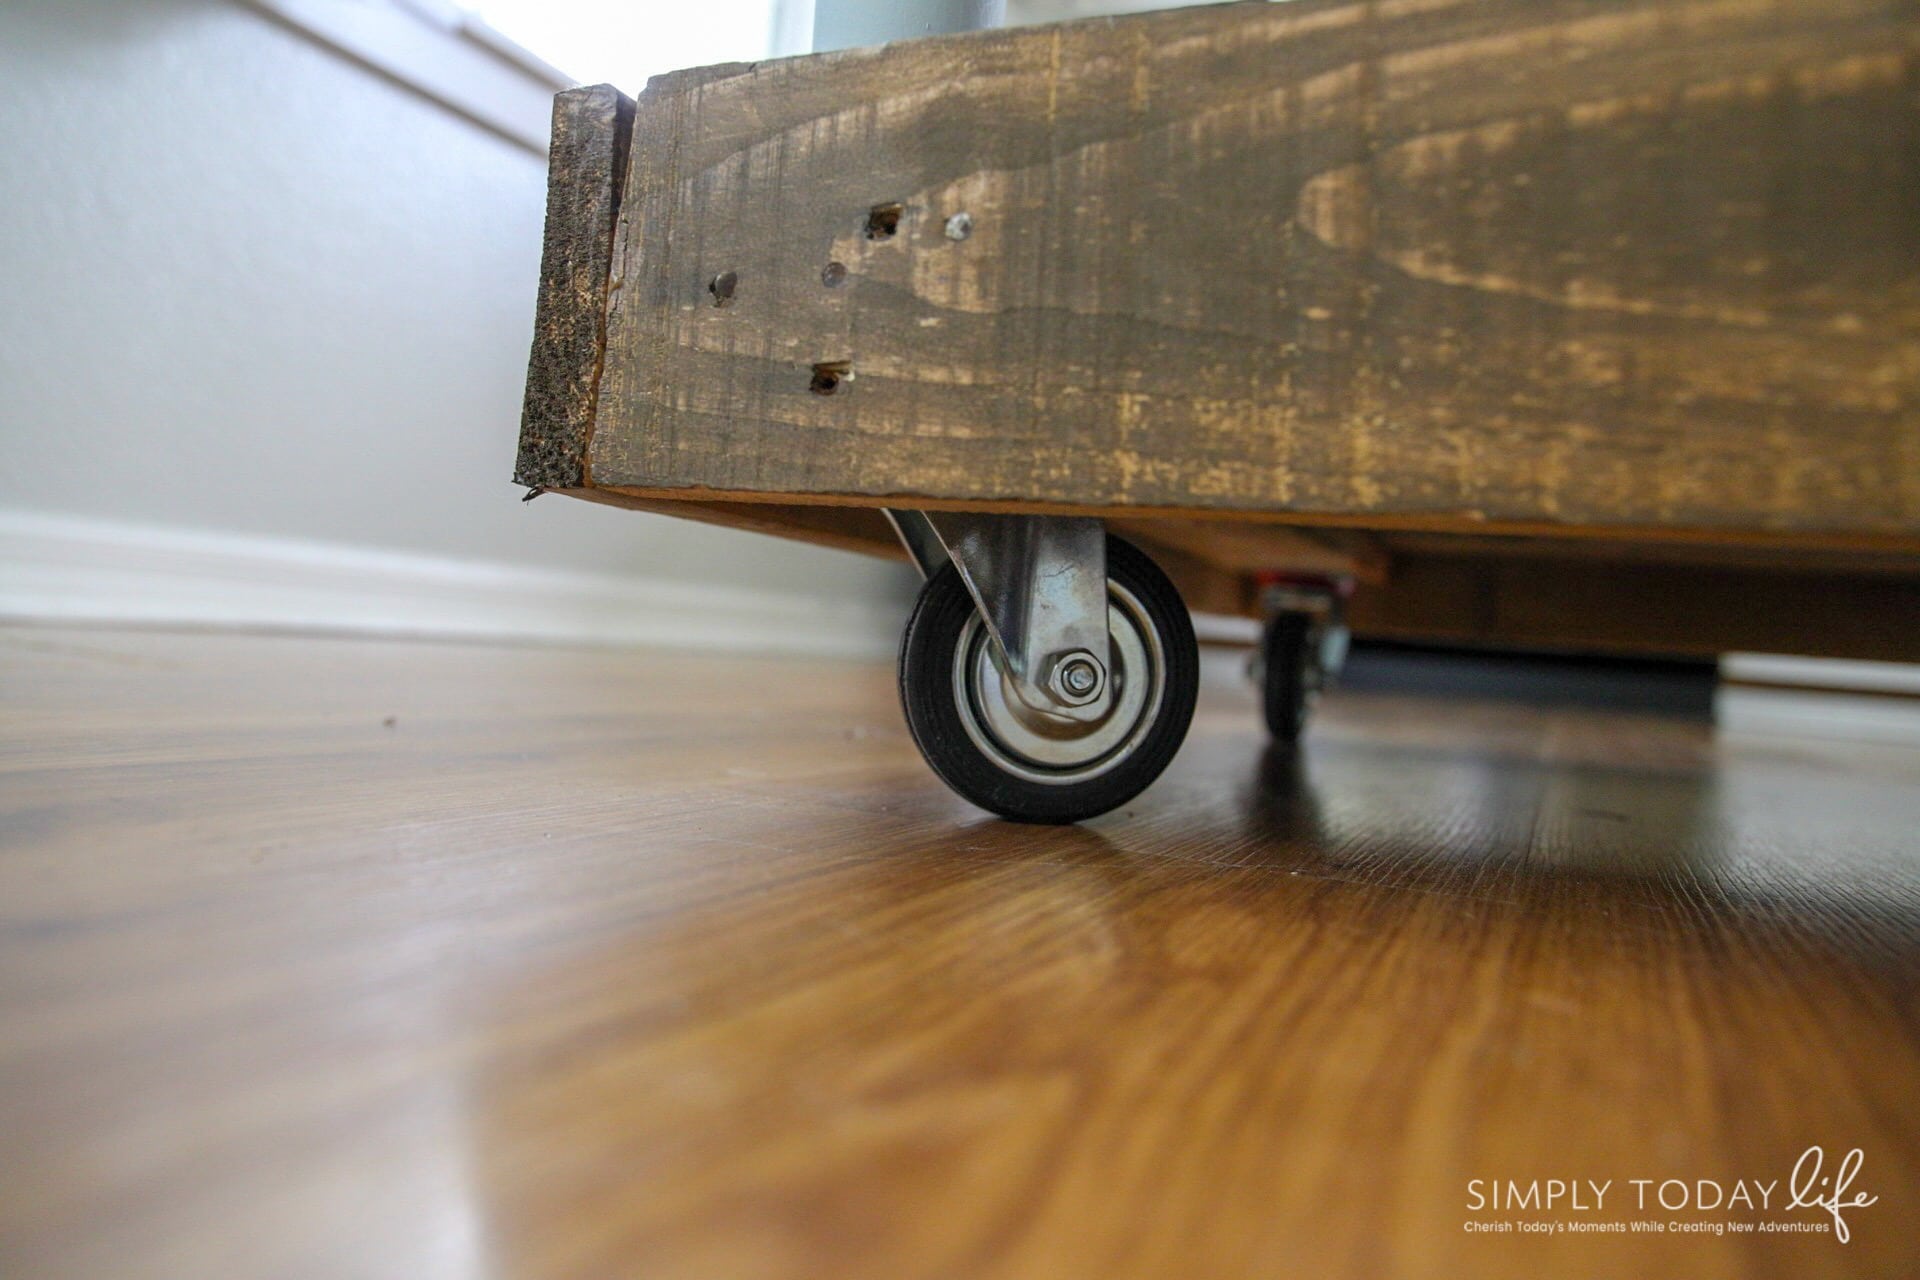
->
xmin=821 ymin=261 xmax=848 ymax=287
xmin=943 ymin=211 xmax=973 ymax=241
xmin=708 ymin=270 xmax=737 ymax=306
xmin=864 ymin=202 xmax=903 ymax=240
xmin=810 ymin=360 xmax=851 ymax=395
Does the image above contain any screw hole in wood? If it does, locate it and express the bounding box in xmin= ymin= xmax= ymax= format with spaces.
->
xmin=864 ymin=203 xmax=903 ymax=240
xmin=810 ymin=361 xmax=851 ymax=395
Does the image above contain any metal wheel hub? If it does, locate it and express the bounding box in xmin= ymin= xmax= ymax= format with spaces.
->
xmin=953 ymin=582 xmax=1164 ymax=785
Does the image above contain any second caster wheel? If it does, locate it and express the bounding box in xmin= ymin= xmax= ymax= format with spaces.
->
xmin=1256 ymin=581 xmax=1350 ymax=743
xmin=1261 ymin=610 xmax=1315 ymax=743
xmin=898 ymin=535 xmax=1199 ymax=823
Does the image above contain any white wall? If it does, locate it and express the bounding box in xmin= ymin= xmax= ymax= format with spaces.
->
xmin=1004 ymin=0 xmax=1228 ymax=23
xmin=475 ymin=0 xmax=796 ymax=92
xmin=0 ymin=0 xmax=911 ymax=644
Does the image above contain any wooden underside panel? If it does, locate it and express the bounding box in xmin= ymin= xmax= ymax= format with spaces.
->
xmin=569 ymin=488 xmax=1263 ymax=617
xmin=572 ymin=488 xmax=1920 ymax=661
xmin=1345 ymin=554 xmax=1920 ymax=661
xmin=567 ymin=487 xmax=900 ymax=560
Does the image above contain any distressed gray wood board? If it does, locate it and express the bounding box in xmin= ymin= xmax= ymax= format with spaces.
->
xmin=571 ymin=0 xmax=1920 ymax=541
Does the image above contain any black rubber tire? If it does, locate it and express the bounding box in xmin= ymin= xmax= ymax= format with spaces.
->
xmin=1262 ymin=611 xmax=1313 ymax=742
xmin=898 ymin=535 xmax=1198 ymax=823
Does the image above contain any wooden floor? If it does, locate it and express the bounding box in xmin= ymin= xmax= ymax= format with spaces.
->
xmin=2 ymin=624 xmax=1917 ymax=1280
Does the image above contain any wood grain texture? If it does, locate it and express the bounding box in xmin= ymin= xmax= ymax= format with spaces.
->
xmin=579 ymin=0 xmax=1920 ymax=539
xmin=3 ymin=625 xmax=1918 ymax=1279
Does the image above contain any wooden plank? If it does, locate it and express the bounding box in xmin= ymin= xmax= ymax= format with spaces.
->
xmin=1110 ymin=517 xmax=1387 ymax=583
xmin=1375 ymin=529 xmax=1920 ymax=577
xmin=566 ymin=486 xmax=905 ymax=559
xmin=573 ymin=488 xmax=1378 ymax=582
xmin=571 ymin=487 xmax=1257 ymax=617
xmin=567 ymin=0 xmax=1920 ymax=540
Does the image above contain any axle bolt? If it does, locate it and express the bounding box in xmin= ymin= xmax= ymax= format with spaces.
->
xmin=1042 ymin=649 xmax=1106 ymax=707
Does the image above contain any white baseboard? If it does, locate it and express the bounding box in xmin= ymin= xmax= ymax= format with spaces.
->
xmin=1720 ymin=653 xmax=1920 ymax=696
xmin=0 ymin=511 xmax=898 ymax=660
xmin=1716 ymin=653 xmax=1920 ymax=744
xmin=238 ymin=0 xmax=565 ymax=155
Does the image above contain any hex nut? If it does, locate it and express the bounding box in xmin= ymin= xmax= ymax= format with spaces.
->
xmin=1042 ymin=650 xmax=1105 ymax=706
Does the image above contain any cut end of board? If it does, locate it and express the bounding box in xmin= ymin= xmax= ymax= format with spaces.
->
xmin=515 ymin=83 xmax=635 ymax=492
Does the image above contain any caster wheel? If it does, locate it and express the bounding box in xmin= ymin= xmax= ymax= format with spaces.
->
xmin=1262 ymin=611 xmax=1314 ymax=742
xmin=899 ymin=535 xmax=1198 ymax=823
